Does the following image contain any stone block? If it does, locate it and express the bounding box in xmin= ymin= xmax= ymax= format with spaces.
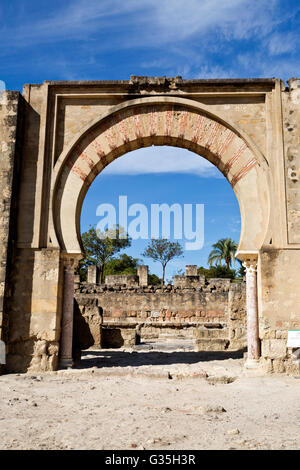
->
xmin=261 ymin=357 xmax=273 ymax=373
xmin=261 ymin=339 xmax=287 ymax=359
xmin=101 ymin=328 xmax=137 ymax=348
xmin=137 ymin=265 xmax=148 ymax=287
xmin=194 ymin=338 xmax=229 ymax=352
xmin=87 ymin=265 xmax=97 ymax=284
xmin=273 ymin=359 xmax=286 ymax=373
xmin=284 ymin=359 xmax=300 ymax=375
xmin=185 ymin=265 xmax=197 ymax=276
xmin=122 ymin=329 xmax=137 ymax=347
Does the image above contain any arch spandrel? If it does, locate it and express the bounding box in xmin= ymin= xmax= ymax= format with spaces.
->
xmin=50 ymin=97 xmax=270 ymax=256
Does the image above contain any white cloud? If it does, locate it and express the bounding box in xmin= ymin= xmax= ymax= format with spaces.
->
xmin=154 ymin=0 xmax=277 ymax=41
xmin=1 ymin=0 xmax=300 ymax=84
xmin=266 ymin=32 xmax=300 ymax=56
xmin=101 ymin=146 xmax=221 ymax=177
xmin=237 ymin=49 xmax=300 ymax=80
xmin=193 ymin=64 xmax=236 ymax=79
xmin=2 ymin=0 xmax=298 ymax=50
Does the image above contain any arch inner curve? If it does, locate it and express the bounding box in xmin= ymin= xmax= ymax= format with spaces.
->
xmin=51 ymin=98 xmax=270 ymax=256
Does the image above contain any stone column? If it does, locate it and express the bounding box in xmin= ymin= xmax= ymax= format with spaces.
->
xmin=60 ymin=257 xmax=78 ymax=368
xmin=185 ymin=265 xmax=197 ymax=276
xmin=87 ymin=265 xmax=97 ymax=284
xmin=137 ymin=265 xmax=148 ymax=287
xmin=243 ymin=259 xmax=260 ymax=366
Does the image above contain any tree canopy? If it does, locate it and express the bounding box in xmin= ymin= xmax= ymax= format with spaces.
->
xmin=80 ymin=225 xmax=131 ymax=283
xmin=103 ymin=253 xmax=139 ymax=277
xmin=142 ymin=238 xmax=183 ymax=285
xmin=208 ymin=238 xmax=238 ymax=269
xmin=198 ymin=265 xmax=236 ymax=279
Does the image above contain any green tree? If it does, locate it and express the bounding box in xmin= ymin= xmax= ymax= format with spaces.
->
xmin=148 ymin=273 xmax=162 ymax=286
xmin=198 ymin=265 xmax=236 ymax=279
xmin=208 ymin=238 xmax=238 ymax=269
xmin=80 ymin=225 xmax=131 ymax=284
xmin=103 ymin=254 xmax=140 ymax=278
xmin=142 ymin=239 xmax=183 ymax=285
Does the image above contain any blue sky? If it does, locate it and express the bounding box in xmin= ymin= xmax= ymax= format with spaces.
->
xmin=1 ymin=1 xmax=299 ymax=279
xmin=1 ymin=0 xmax=300 ymax=89
xmin=81 ymin=147 xmax=240 ymax=280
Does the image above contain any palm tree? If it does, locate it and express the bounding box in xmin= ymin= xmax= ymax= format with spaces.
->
xmin=208 ymin=238 xmax=238 ymax=269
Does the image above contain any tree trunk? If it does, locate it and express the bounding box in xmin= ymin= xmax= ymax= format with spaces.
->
xmin=162 ymin=264 xmax=166 ymax=285
xmin=99 ymin=263 xmax=105 ymax=284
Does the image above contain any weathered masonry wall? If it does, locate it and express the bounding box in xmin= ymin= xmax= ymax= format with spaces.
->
xmin=257 ymin=78 xmax=300 ymax=374
xmin=1 ymin=77 xmax=300 ymax=375
xmin=0 ymin=92 xmax=23 ymax=352
xmin=282 ymin=78 xmax=300 ymax=244
xmin=259 ymin=249 xmax=300 ymax=374
xmin=1 ymin=90 xmax=63 ymax=373
xmin=6 ymin=248 xmax=63 ymax=372
xmin=74 ymin=278 xmax=246 ymax=351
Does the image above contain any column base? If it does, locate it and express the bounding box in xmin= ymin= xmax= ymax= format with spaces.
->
xmin=244 ymin=358 xmax=260 ymax=369
xmin=59 ymin=358 xmax=73 ymax=369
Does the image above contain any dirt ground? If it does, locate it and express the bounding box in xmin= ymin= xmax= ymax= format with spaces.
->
xmin=0 ymin=343 xmax=299 ymax=450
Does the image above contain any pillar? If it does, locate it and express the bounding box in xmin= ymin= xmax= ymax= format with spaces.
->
xmin=243 ymin=258 xmax=260 ymax=366
xmin=185 ymin=265 xmax=198 ymax=276
xmin=87 ymin=265 xmax=97 ymax=284
xmin=137 ymin=265 xmax=148 ymax=287
xmin=60 ymin=257 xmax=78 ymax=368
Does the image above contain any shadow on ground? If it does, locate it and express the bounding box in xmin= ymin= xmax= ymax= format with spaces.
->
xmin=76 ymin=347 xmax=246 ymax=369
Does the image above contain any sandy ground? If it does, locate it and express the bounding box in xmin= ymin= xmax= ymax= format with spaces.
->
xmin=0 ymin=342 xmax=299 ymax=450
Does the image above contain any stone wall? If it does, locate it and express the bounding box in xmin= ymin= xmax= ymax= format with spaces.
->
xmin=259 ymin=248 xmax=300 ymax=374
xmin=2 ymin=77 xmax=300 ymax=374
xmin=0 ymin=91 xmax=23 ymax=362
xmin=1 ymin=88 xmax=64 ymax=373
xmin=6 ymin=248 xmax=62 ymax=372
xmin=74 ymin=276 xmax=246 ymax=351
xmin=282 ymin=79 xmax=300 ymax=244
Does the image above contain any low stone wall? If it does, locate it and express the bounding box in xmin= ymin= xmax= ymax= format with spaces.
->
xmin=259 ymin=320 xmax=300 ymax=374
xmin=74 ymin=278 xmax=247 ymax=351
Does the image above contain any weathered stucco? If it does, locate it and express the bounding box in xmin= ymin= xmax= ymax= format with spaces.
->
xmin=0 ymin=77 xmax=299 ymax=374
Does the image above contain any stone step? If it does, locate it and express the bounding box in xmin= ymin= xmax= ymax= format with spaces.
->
xmin=194 ymin=338 xmax=229 ymax=351
xmin=193 ymin=328 xmax=229 ymax=339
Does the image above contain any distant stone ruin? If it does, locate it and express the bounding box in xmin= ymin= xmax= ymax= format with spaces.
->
xmin=74 ymin=265 xmax=246 ymax=352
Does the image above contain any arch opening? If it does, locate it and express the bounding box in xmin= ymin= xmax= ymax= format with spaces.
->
xmin=80 ymin=145 xmax=241 ymax=278
xmin=75 ymin=145 xmax=246 ymax=361
xmin=51 ymin=98 xmax=270 ymax=258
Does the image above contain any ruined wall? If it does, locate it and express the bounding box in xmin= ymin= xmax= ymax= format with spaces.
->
xmin=6 ymin=248 xmax=63 ymax=372
xmin=259 ymin=249 xmax=300 ymax=374
xmin=0 ymin=91 xmax=23 ymax=350
xmin=255 ymin=78 xmax=300 ymax=375
xmin=74 ymin=279 xmax=246 ymax=350
xmin=2 ymin=77 xmax=300 ymax=374
xmin=282 ymin=79 xmax=300 ymax=243
xmin=1 ymin=90 xmax=64 ymax=373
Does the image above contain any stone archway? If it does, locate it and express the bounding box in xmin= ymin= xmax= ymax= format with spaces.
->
xmin=51 ymin=97 xmax=270 ymax=368
xmin=51 ymin=97 xmax=270 ymax=256
xmin=2 ymin=78 xmax=299 ymax=375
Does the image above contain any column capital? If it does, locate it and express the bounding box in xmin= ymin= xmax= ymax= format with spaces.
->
xmin=61 ymin=253 xmax=82 ymax=272
xmin=242 ymin=259 xmax=257 ymax=272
